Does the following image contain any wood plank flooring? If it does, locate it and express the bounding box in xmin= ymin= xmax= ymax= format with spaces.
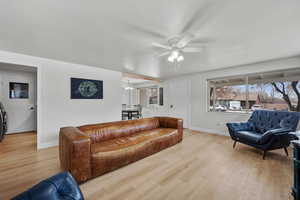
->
xmin=0 ymin=130 xmax=294 ymax=200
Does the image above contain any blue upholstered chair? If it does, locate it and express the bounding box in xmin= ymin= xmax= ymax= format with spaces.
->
xmin=226 ymin=110 xmax=300 ymax=159
xmin=12 ymin=172 xmax=84 ymax=200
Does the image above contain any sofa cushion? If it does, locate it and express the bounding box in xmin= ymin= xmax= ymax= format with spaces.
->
xmin=236 ymin=131 xmax=262 ymax=144
xmin=91 ymin=128 xmax=177 ymax=153
xmin=78 ymin=118 xmax=160 ymax=143
xmin=91 ymin=128 xmax=181 ymax=177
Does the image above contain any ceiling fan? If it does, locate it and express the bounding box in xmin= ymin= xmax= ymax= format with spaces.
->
xmin=152 ymin=34 xmax=204 ymax=63
xmin=124 ymin=1 xmax=227 ymax=65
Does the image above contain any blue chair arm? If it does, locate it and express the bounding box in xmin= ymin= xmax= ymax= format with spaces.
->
xmin=259 ymin=128 xmax=293 ymax=144
xmin=226 ymin=122 xmax=254 ymax=132
xmin=12 ymin=172 xmax=84 ymax=200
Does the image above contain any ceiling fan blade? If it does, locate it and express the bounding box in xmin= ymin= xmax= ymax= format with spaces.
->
xmin=191 ymin=37 xmax=215 ymax=44
xmin=177 ymin=0 xmax=221 ymax=49
xmin=177 ymin=33 xmax=195 ymax=49
xmin=126 ymin=23 xmax=166 ymax=39
xmin=158 ymin=51 xmax=171 ymax=57
xmin=179 ymin=1 xmax=228 ymax=44
xmin=180 ymin=1 xmax=217 ymax=34
xmin=191 ymin=40 xmax=238 ymax=49
xmin=182 ymin=47 xmax=203 ymax=53
xmin=152 ymin=43 xmax=172 ymax=50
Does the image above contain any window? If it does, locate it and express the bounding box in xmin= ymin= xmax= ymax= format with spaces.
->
xmin=208 ymin=69 xmax=300 ymax=113
xmin=9 ymin=82 xmax=29 ymax=99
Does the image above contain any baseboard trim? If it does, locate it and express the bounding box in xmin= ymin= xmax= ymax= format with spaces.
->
xmin=190 ymin=126 xmax=229 ymax=136
xmin=6 ymin=130 xmax=36 ymax=135
xmin=38 ymin=140 xmax=58 ymax=149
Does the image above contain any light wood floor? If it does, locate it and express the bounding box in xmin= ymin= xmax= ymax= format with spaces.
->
xmin=0 ymin=130 xmax=294 ymax=200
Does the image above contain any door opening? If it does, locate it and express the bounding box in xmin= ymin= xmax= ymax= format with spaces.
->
xmin=0 ymin=63 xmax=37 ymax=145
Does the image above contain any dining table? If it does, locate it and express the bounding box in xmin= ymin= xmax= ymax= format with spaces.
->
xmin=122 ymin=108 xmax=140 ymax=120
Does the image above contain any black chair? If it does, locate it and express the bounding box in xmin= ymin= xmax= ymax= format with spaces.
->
xmin=226 ymin=110 xmax=300 ymax=159
xmin=12 ymin=172 xmax=84 ymax=200
xmin=132 ymin=105 xmax=142 ymax=119
xmin=122 ymin=110 xmax=129 ymax=120
xmin=0 ymin=102 xmax=7 ymax=142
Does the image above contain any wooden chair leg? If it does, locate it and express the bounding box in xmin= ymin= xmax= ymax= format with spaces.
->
xmin=233 ymin=141 xmax=237 ymax=149
xmin=263 ymin=151 xmax=267 ymax=160
xmin=284 ymin=147 xmax=289 ymax=156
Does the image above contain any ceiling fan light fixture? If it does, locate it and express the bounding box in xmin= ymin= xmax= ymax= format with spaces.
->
xmin=125 ymin=86 xmax=134 ymax=90
xmin=168 ymin=55 xmax=175 ymax=62
xmin=171 ymin=50 xmax=179 ymax=59
xmin=177 ymin=55 xmax=184 ymax=62
xmin=124 ymin=80 xmax=134 ymax=90
xmin=167 ymin=50 xmax=184 ymax=63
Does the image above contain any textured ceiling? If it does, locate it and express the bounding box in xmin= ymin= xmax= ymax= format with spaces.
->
xmin=0 ymin=0 xmax=300 ymax=78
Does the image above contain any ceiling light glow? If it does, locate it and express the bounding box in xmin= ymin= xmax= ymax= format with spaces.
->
xmin=177 ymin=55 xmax=184 ymax=62
xmin=125 ymin=86 xmax=134 ymax=90
xmin=168 ymin=55 xmax=175 ymax=62
xmin=167 ymin=50 xmax=184 ymax=63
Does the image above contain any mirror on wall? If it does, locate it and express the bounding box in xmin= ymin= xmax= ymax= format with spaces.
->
xmin=149 ymin=87 xmax=158 ymax=104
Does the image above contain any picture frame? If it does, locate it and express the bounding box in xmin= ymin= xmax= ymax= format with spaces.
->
xmin=71 ymin=78 xmax=103 ymax=99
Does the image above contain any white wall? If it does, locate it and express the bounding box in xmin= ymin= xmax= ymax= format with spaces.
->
xmin=135 ymin=80 xmax=191 ymax=128
xmin=0 ymin=69 xmax=37 ymax=134
xmin=0 ymin=50 xmax=122 ymax=149
xmin=122 ymin=88 xmax=129 ymax=105
xmin=121 ymin=88 xmax=139 ymax=105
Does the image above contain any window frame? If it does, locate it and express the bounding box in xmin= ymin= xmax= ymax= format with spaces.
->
xmin=207 ymin=69 xmax=300 ymax=113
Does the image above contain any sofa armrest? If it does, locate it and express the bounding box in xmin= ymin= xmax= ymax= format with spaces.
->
xmin=259 ymin=128 xmax=292 ymax=144
xmin=156 ymin=116 xmax=183 ymax=129
xmin=59 ymin=127 xmax=91 ymax=183
xmin=156 ymin=117 xmax=183 ymax=138
xmin=269 ymin=128 xmax=293 ymax=135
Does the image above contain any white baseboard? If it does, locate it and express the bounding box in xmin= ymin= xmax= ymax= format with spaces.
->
xmin=38 ymin=140 xmax=58 ymax=149
xmin=189 ymin=126 xmax=229 ymax=136
xmin=6 ymin=130 xmax=36 ymax=134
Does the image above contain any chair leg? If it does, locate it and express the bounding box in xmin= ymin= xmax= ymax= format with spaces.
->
xmin=233 ymin=141 xmax=237 ymax=149
xmin=284 ymin=147 xmax=289 ymax=157
xmin=263 ymin=151 xmax=267 ymax=160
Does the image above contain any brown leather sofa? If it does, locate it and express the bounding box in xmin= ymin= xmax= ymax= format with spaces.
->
xmin=59 ymin=117 xmax=183 ymax=183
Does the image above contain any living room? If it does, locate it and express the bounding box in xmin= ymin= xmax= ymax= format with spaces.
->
xmin=1 ymin=0 xmax=300 ymax=200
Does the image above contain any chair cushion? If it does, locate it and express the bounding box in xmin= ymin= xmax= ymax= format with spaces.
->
xmin=236 ymin=131 xmax=262 ymax=144
xmin=91 ymin=128 xmax=177 ymax=153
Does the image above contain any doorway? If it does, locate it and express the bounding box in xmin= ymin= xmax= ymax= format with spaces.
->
xmin=0 ymin=63 xmax=37 ymax=141
xmin=121 ymin=73 xmax=161 ymax=120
